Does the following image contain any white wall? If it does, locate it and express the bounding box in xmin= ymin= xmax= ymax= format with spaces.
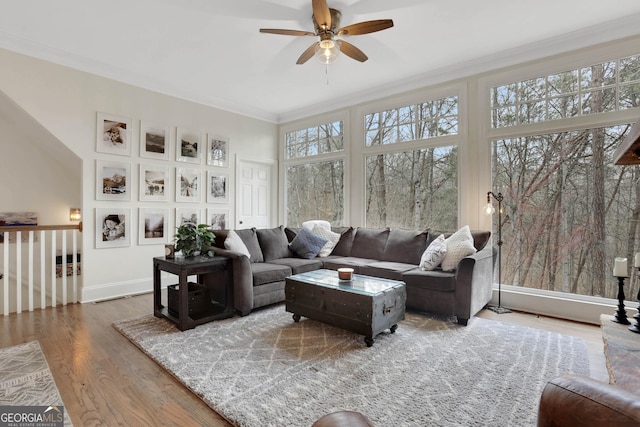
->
xmin=0 ymin=48 xmax=278 ymax=302
xmin=0 ymin=90 xmax=81 ymax=223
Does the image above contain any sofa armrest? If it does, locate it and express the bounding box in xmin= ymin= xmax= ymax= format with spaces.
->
xmin=210 ymin=247 xmax=254 ymax=316
xmin=453 ymin=245 xmax=496 ymax=324
xmin=538 ymin=374 xmax=640 ymax=427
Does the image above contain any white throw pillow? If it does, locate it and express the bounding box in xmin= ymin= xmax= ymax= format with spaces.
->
xmin=311 ymin=225 xmax=341 ymax=257
xmin=420 ymin=234 xmax=447 ymax=271
xmin=302 ymin=220 xmax=331 ymax=231
xmin=224 ymin=229 xmax=251 ymax=258
xmin=440 ymin=225 xmax=477 ymax=271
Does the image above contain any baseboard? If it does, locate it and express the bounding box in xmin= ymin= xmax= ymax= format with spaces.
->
xmin=491 ymin=286 xmax=636 ymax=325
xmin=80 ymin=271 xmax=187 ymax=303
xmin=81 ymin=278 xmax=152 ymax=303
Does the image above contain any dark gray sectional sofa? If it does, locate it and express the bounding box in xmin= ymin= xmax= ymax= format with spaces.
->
xmin=210 ymin=226 xmax=496 ymax=326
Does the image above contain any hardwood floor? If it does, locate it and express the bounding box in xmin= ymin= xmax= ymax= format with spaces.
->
xmin=0 ymin=293 xmax=608 ymax=426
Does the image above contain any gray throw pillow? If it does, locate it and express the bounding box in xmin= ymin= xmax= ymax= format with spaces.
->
xmin=256 ymin=226 xmax=291 ymax=261
xmin=289 ymin=227 xmax=328 ymax=259
xmin=234 ymin=228 xmax=264 ymax=263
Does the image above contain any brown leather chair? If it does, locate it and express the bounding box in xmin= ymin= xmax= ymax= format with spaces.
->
xmin=538 ymin=374 xmax=640 ymax=426
xmin=312 ymin=411 xmax=375 ymax=427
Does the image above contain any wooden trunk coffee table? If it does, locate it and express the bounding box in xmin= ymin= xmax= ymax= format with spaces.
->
xmin=285 ymin=269 xmax=406 ymax=347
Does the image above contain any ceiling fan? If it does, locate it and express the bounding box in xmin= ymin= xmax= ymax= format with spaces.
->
xmin=259 ymin=0 xmax=394 ymax=65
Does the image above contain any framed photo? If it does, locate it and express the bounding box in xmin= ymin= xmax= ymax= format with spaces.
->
xmin=95 ymin=208 xmax=131 ymax=248
xmin=176 ymin=207 xmax=201 ymax=228
xmin=96 ymin=112 xmax=131 ymax=156
xmin=207 ymin=208 xmax=229 ymax=230
xmin=140 ymin=121 xmax=169 ymax=160
xmin=139 ymin=164 xmax=169 ymax=202
xmin=207 ymin=135 xmax=229 ymax=167
xmin=96 ymin=160 xmax=130 ymax=201
xmin=176 ymin=127 xmax=202 ymax=163
xmin=176 ymin=168 xmax=201 ymax=202
xmin=207 ymin=171 xmax=229 ymax=203
xmin=138 ymin=208 xmax=169 ymax=245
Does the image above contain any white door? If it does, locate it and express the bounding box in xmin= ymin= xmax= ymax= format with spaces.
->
xmin=236 ymin=159 xmax=274 ymax=229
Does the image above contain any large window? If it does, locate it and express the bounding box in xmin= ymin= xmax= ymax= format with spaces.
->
xmin=492 ymin=54 xmax=640 ymax=128
xmin=493 ymin=125 xmax=637 ymax=298
xmin=365 ymin=147 xmax=458 ymax=230
xmin=284 ymin=121 xmax=345 ymax=227
xmin=490 ymin=51 xmax=640 ymax=299
xmin=364 ymin=95 xmax=459 ymax=230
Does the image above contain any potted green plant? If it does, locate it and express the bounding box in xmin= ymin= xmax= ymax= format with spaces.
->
xmin=173 ymin=223 xmax=216 ymax=257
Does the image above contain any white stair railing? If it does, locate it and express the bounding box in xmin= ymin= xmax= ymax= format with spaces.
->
xmin=0 ymin=224 xmax=81 ymax=315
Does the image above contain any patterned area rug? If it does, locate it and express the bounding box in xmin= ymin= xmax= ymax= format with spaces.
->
xmin=0 ymin=341 xmax=73 ymax=426
xmin=114 ymin=307 xmax=589 ymax=427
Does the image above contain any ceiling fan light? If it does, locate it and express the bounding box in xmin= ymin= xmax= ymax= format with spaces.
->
xmin=318 ymin=39 xmax=335 ymax=49
xmin=315 ymin=41 xmax=339 ymax=64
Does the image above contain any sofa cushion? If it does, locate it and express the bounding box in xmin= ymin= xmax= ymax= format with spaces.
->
xmin=250 ymin=262 xmax=291 ymax=286
xmin=235 ymin=228 xmax=264 ymax=263
xmin=383 ymin=228 xmax=428 ymax=264
xmin=257 ymin=225 xmax=291 ymax=261
xmin=284 ymin=227 xmax=300 ymax=242
xmin=312 ymin=225 xmax=341 ymax=257
xmin=212 ymin=229 xmax=229 ymax=249
xmin=322 ymin=257 xmax=378 ymax=273
xmin=441 ymin=225 xmax=477 ymax=271
xmin=289 ymin=227 xmax=327 ymax=259
xmin=269 ymin=257 xmax=324 ymax=274
xmin=350 ymin=228 xmax=390 ymax=260
xmin=420 ymin=234 xmax=447 ymax=271
xmin=360 ymin=261 xmax=416 ymax=281
xmin=224 ymin=229 xmax=251 ymax=258
xmin=330 ymin=227 xmax=355 ymax=256
xmin=402 ymin=268 xmax=457 ymax=292
xmin=471 ymin=231 xmax=491 ymax=251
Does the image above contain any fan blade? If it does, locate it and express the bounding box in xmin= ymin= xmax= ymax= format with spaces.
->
xmin=339 ymin=40 xmax=368 ymax=62
xmin=296 ymin=43 xmax=318 ymax=64
xmin=312 ymin=0 xmax=332 ymax=30
xmin=260 ymin=28 xmax=315 ymax=36
xmin=337 ymin=19 xmax=394 ymax=36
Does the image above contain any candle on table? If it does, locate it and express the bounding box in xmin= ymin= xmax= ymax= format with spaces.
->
xmin=614 ymin=257 xmax=628 ymax=277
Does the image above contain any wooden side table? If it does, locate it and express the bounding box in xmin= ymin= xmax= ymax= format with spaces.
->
xmin=153 ymin=255 xmax=233 ymax=331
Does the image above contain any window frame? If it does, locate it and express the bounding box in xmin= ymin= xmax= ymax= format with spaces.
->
xmin=279 ymin=110 xmax=350 ymax=226
xmin=357 ymin=84 xmax=467 ymax=228
xmin=478 ymin=38 xmax=640 ymax=319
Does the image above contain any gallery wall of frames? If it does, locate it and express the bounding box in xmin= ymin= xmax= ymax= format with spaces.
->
xmin=95 ymin=112 xmax=231 ymax=249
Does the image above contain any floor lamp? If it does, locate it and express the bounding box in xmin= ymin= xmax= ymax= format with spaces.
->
xmin=484 ymin=191 xmax=511 ymax=314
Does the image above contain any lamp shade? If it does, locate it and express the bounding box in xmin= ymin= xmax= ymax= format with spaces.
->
xmin=315 ymin=39 xmax=339 ymax=64
xmin=69 ymin=208 xmax=81 ymax=222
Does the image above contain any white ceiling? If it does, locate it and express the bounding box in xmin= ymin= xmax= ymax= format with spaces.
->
xmin=2 ymin=0 xmax=640 ymax=123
